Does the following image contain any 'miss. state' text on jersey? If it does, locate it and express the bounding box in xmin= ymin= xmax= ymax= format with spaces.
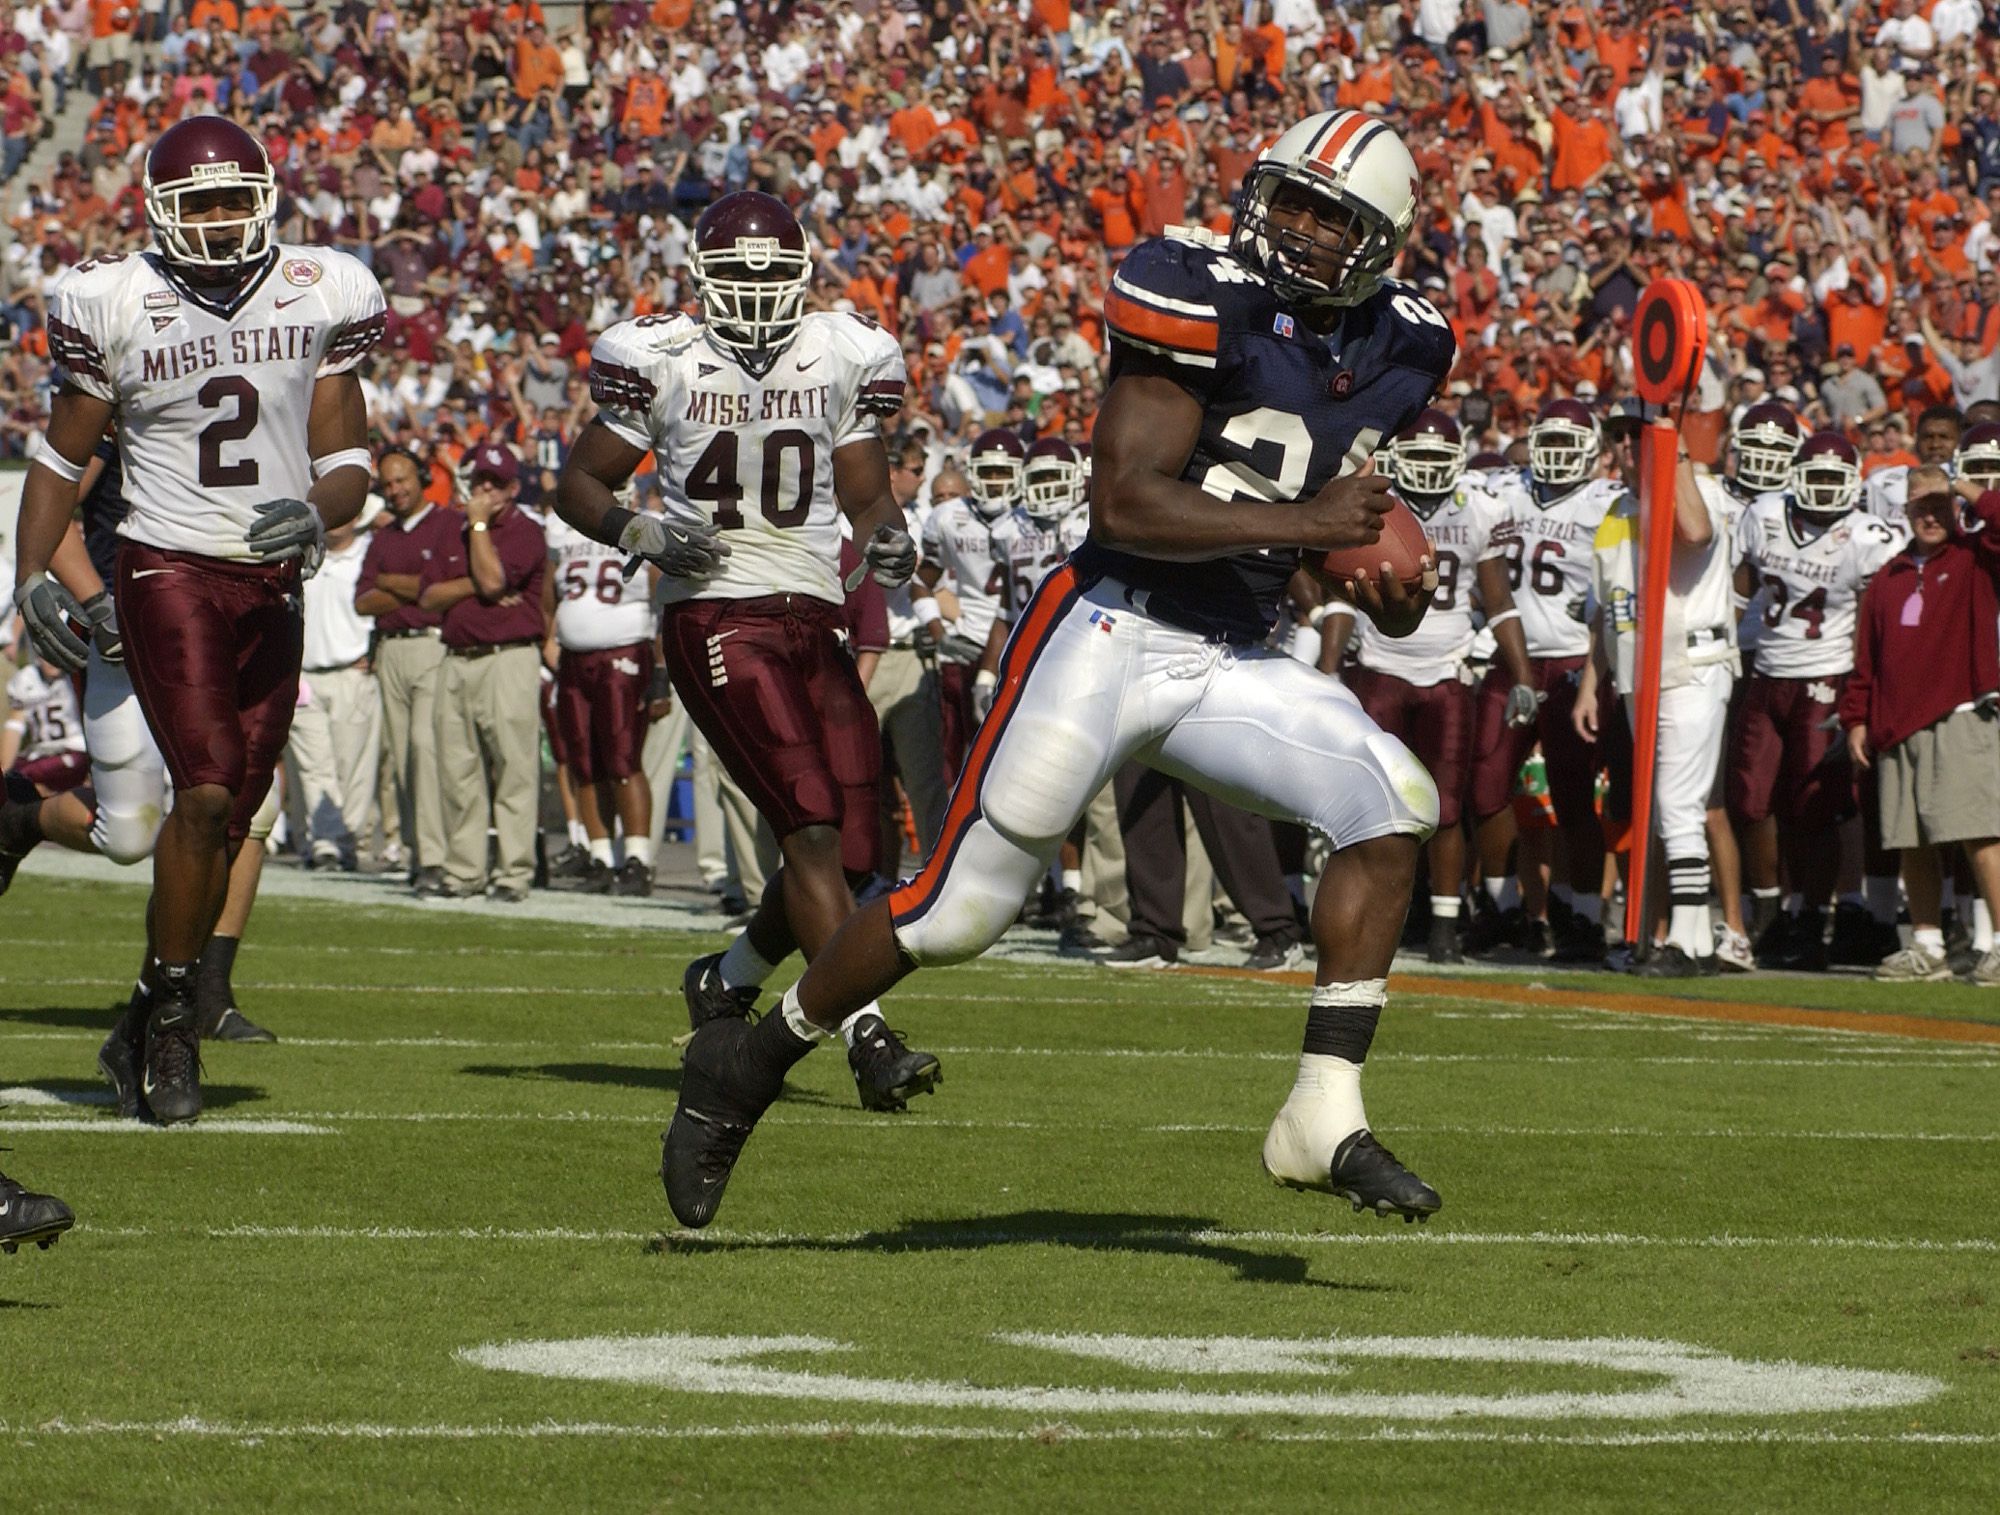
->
xmin=5 ymin=664 xmax=84 ymax=763
xmin=1736 ymin=497 xmax=1902 ymax=678
xmin=48 ymin=247 xmax=386 ymax=560
xmin=1352 ymin=480 xmax=1511 ymax=686
xmin=1484 ymin=470 xmax=1629 ymax=660
xmin=588 ymin=310 xmax=905 ymax=608
xmin=999 ymin=503 xmax=1091 ymax=623
xmin=923 ymin=497 xmax=1017 ymax=644
xmin=1073 ymin=228 xmax=1455 ymax=642
xmin=546 ymin=516 xmax=657 ymax=651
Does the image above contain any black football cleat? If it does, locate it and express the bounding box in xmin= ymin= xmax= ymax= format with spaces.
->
xmin=661 ymin=1017 xmax=785 ymax=1229
xmin=98 ymin=1007 xmax=145 ymax=1120
xmin=578 ymin=857 xmax=615 ymax=895
xmin=202 ymin=1004 xmax=278 ymax=1043
xmin=1633 ymin=944 xmax=1717 ymax=978
xmin=1551 ymin=916 xmax=1605 ymax=964
xmin=1326 ymin=1130 xmax=1442 ymax=1222
xmin=0 ymin=846 xmax=26 ymax=900
xmin=614 ymin=858 xmax=655 ymax=898
xmin=142 ymin=994 xmax=203 ymax=1126
xmin=681 ymin=951 xmax=760 ymax=1033
xmin=0 ymin=1169 xmax=74 ymax=1254
xmin=1519 ymin=917 xmax=1556 ymax=959
xmin=846 ymin=1013 xmax=941 ymax=1113
xmin=1425 ymin=917 xmax=1464 ymax=965
xmin=548 ymin=843 xmax=594 ymax=882
xmin=1460 ymin=902 xmax=1520 ymax=957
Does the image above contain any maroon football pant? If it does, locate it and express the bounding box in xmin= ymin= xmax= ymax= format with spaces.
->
xmin=556 ymin=642 xmax=653 ymax=784
xmin=937 ymin=660 xmax=979 ymax=778
xmin=117 ymin=542 xmax=302 ymax=843
xmin=1726 ymin=672 xmax=1854 ymax=828
xmin=1346 ymin=666 xmax=1473 ymax=830
xmin=659 ymin=593 xmax=882 ymax=876
xmin=1469 ymin=654 xmax=1597 ymax=831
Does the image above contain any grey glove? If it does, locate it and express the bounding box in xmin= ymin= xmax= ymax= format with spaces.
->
xmin=1504 ymin=682 xmax=1543 ymax=729
xmin=245 ymin=497 xmax=326 ymax=569
xmin=80 ymin=591 xmax=123 ymax=664
xmin=16 ymin=571 xmax=90 ymax=673
xmin=616 ymin=510 xmax=731 ymax=579
xmin=938 ymin=630 xmax=986 ymax=665
xmin=863 ymin=524 xmax=918 ymax=589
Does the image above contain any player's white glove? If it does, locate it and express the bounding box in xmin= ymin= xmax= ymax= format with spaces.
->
xmin=862 ymin=524 xmax=918 ymax=589
xmin=16 ymin=571 xmax=90 ymax=673
xmin=972 ymin=668 xmax=998 ymax=719
xmin=938 ymin=630 xmax=986 ymax=665
xmin=611 ymin=508 xmax=731 ymax=579
xmin=245 ymin=497 xmax=327 ymax=578
xmin=79 ymin=591 xmax=123 ymax=664
xmin=1504 ymin=682 xmax=1543 ymax=729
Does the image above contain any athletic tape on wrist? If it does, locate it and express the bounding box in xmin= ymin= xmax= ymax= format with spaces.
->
xmin=310 ymin=447 xmax=373 ymax=481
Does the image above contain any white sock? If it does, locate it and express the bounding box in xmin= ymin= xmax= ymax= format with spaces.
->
xmin=568 ymin=819 xmax=587 ymax=847
xmin=1429 ymin=894 xmax=1460 ymax=920
xmin=626 ymin=835 xmax=654 ymax=866
xmin=719 ymin=934 xmax=778 ymax=990
xmin=1262 ymin=1053 xmax=1369 ymax=1188
xmin=589 ymin=837 xmax=615 ymax=866
xmin=778 ymin=984 xmax=832 ymax=1043
xmin=1668 ymin=902 xmax=1713 ymax=958
xmin=1975 ymin=899 xmax=1993 ymax=953
xmin=1570 ymin=891 xmax=1601 ymax=925
xmin=1864 ymin=876 xmax=1900 ymax=925
xmin=1483 ymin=876 xmax=1520 ymax=911
xmin=1914 ymin=926 xmax=1945 ymax=954
xmin=1061 ymin=867 xmax=1081 ymax=893
xmin=839 ymin=1001 xmax=887 ymax=1047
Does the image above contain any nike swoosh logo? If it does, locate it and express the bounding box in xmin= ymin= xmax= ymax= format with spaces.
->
xmin=130 ymin=568 xmax=173 ymax=579
xmin=796 ymin=357 xmax=820 ymax=372
xmin=275 ymin=295 xmax=308 ymax=309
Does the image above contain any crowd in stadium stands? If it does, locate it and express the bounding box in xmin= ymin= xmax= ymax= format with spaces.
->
xmin=12 ymin=0 xmax=2000 ymax=980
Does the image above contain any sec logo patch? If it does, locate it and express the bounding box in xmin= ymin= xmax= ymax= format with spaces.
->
xmin=283 ymin=258 xmax=323 ymax=287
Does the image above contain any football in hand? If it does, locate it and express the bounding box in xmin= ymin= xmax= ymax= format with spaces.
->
xmin=1317 ymin=495 xmax=1435 ymax=597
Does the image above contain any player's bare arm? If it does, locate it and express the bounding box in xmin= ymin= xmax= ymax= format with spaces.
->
xmin=1092 ymin=372 xmax=1395 ymax=561
xmin=555 ymin=420 xmax=730 ymax=579
xmin=304 ymin=371 xmax=372 ymax=533
xmin=834 ymin=437 xmax=917 ymax=588
xmin=14 ymin=387 xmax=115 ymax=669
xmin=1674 ymin=456 xmax=1714 ymax=546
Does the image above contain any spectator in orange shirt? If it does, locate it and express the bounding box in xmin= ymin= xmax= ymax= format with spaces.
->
xmin=514 ymin=23 xmax=564 ymax=104
xmin=1799 ymin=53 xmax=1859 ymax=153
xmin=622 ymin=75 xmax=668 ymax=139
xmin=961 ymin=225 xmax=1011 ymax=297
xmin=188 ymin=0 xmax=237 ymax=33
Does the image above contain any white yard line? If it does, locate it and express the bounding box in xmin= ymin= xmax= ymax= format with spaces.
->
xmin=0 ymin=1118 xmax=331 ymax=1135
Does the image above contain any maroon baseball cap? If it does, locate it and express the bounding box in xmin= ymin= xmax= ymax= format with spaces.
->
xmin=467 ymin=443 xmax=518 ymax=485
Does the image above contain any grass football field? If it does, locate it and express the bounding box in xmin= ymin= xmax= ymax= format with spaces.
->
xmin=2 ymin=870 xmax=1998 ymax=1512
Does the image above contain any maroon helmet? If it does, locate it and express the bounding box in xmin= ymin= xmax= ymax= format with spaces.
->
xmin=144 ymin=116 xmax=277 ymax=269
xmin=1386 ymin=408 xmax=1465 ymax=499
xmin=1021 ymin=437 xmax=1081 ymax=524
xmin=1730 ymin=401 xmax=1803 ymax=493
xmin=1528 ymin=397 xmax=1601 ymax=488
xmin=689 ymin=190 xmax=812 ymax=362
xmin=1467 ymin=449 xmax=1507 ymax=471
xmin=967 ymin=428 xmax=1027 ymax=518
xmin=1956 ymin=421 xmax=2000 ymax=491
xmin=1790 ymin=430 xmax=1862 ymax=518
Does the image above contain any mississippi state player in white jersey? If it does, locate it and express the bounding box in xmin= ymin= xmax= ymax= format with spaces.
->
xmin=1720 ymin=401 xmax=1805 ymax=666
xmin=1468 ymin=398 xmax=1630 ymax=961
xmin=1729 ymin=432 xmax=1902 ymax=965
xmin=555 ymin=189 xmax=939 ymax=1123
xmin=1324 ymin=411 xmax=1533 ymax=963
xmin=1864 ymin=405 xmax=1964 ymax=533
xmin=3 ymin=661 xmax=87 ymax=788
xmin=13 ymin=117 xmax=379 ymax=1125
xmin=544 ymin=516 xmax=661 ymax=895
xmin=922 ymin=428 xmax=1022 ymax=772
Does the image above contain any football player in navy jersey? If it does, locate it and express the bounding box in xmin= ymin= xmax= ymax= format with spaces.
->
xmin=663 ymin=110 xmax=1456 ymax=1229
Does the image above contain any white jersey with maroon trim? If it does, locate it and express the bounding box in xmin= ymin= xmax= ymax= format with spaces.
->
xmin=1712 ymin=475 xmax=1784 ymax=656
xmin=1483 ymin=470 xmax=1628 ymax=660
xmin=1862 ymin=462 xmax=1927 ymax=536
xmin=997 ymin=502 xmax=1089 ymax=625
xmin=588 ymin=309 xmax=905 ymax=608
xmin=1353 ymin=478 xmax=1510 ymax=687
xmin=1736 ymin=495 xmax=1902 ymax=679
xmin=5 ymin=664 xmax=84 ymax=763
xmin=47 ymin=245 xmax=385 ymax=561
xmin=546 ymin=516 xmax=657 ymax=651
xmin=923 ymin=495 xmax=1015 ymax=645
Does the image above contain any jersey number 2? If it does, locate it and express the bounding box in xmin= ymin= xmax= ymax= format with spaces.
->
xmin=197 ymin=376 xmax=260 ymax=488
xmin=686 ymin=430 xmax=814 ymax=529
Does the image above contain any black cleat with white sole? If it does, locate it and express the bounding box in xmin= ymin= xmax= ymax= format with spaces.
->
xmin=143 ymin=993 xmax=203 ymax=1126
xmin=846 ymin=1013 xmax=941 ymax=1113
xmin=661 ymin=1017 xmax=786 ymax=1229
xmin=202 ymin=1004 xmax=278 ymax=1043
xmin=1323 ymin=1130 xmax=1442 ymax=1222
xmin=0 ymin=1168 xmax=75 ymax=1253
xmin=681 ymin=951 xmax=760 ymax=1033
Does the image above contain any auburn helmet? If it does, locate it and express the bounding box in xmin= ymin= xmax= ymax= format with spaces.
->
xmin=1021 ymin=437 xmax=1081 ymax=524
xmin=966 ymin=428 xmax=1027 ymax=519
xmin=1790 ymin=431 xmax=1862 ymax=518
xmin=689 ymin=191 xmax=812 ymax=364
xmin=1730 ymin=401 xmax=1804 ymax=494
xmin=144 ymin=116 xmax=277 ymax=270
xmin=1386 ymin=409 xmax=1465 ymax=501
xmin=1528 ymin=398 xmax=1602 ymax=489
xmin=1229 ymin=109 xmax=1420 ymax=309
xmin=1955 ymin=421 xmax=2000 ymax=492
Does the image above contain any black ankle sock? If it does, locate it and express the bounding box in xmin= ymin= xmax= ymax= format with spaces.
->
xmin=747 ymin=1003 xmax=818 ymax=1084
xmin=197 ymin=935 xmax=239 ymax=1013
xmin=1303 ymin=1003 xmax=1379 ymax=1063
xmin=0 ymin=799 xmax=44 ymax=856
xmin=154 ymin=961 xmax=197 ymax=1006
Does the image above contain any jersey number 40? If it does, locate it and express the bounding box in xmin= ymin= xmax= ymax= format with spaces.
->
xmin=685 ymin=430 xmax=814 ymax=529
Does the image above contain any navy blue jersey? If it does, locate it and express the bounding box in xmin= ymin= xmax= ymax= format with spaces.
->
xmin=1073 ymin=230 xmax=1455 ymax=641
xmin=79 ymin=436 xmax=128 ymax=592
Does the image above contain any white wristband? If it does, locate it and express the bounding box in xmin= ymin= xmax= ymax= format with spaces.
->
xmin=31 ymin=439 xmax=87 ymax=483
xmin=911 ymin=596 xmax=940 ymax=626
xmin=1306 ymin=604 xmax=1329 ymax=630
xmin=311 ymin=447 xmax=374 ymax=481
xmin=974 ymin=669 xmax=997 ymax=690
xmin=1485 ymin=607 xmax=1522 ymax=630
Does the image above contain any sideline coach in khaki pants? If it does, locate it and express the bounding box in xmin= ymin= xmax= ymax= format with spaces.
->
xmin=419 ymin=443 xmax=547 ymax=902
xmin=356 ymin=449 xmax=455 ymax=892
